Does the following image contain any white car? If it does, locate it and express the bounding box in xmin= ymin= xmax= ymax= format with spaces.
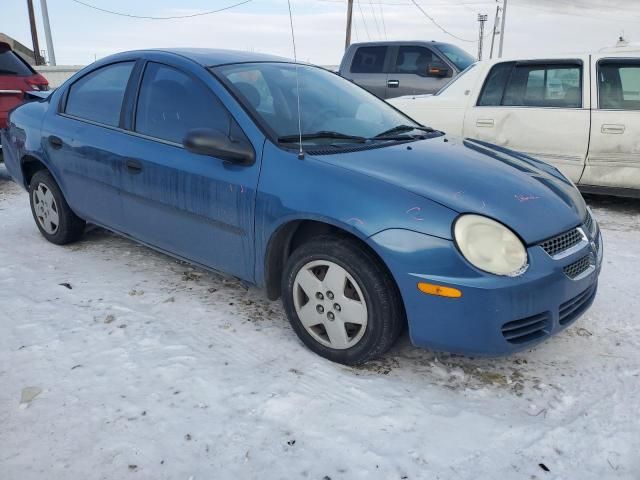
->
xmin=389 ymin=53 xmax=640 ymax=197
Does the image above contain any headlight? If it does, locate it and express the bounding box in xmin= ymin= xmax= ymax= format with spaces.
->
xmin=454 ymin=214 xmax=528 ymax=276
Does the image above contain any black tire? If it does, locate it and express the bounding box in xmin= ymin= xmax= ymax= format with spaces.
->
xmin=29 ymin=169 xmax=85 ymax=245
xmin=282 ymin=235 xmax=404 ymax=365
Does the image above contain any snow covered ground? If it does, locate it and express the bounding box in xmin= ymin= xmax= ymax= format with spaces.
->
xmin=1 ymin=163 xmax=639 ymax=480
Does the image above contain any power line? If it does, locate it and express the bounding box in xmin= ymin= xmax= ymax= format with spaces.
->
xmin=356 ymin=0 xmax=371 ymax=39
xmin=378 ymin=3 xmax=388 ymax=39
xmin=408 ymin=0 xmax=478 ymax=43
xmin=68 ymin=0 xmax=253 ymax=19
xmin=368 ymin=0 xmax=382 ymax=38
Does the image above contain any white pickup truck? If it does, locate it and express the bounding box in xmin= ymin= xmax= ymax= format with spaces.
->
xmin=389 ymin=53 xmax=640 ymax=197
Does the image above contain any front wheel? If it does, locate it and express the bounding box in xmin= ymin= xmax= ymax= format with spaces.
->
xmin=282 ymin=236 xmax=404 ymax=365
xmin=29 ymin=170 xmax=85 ymax=245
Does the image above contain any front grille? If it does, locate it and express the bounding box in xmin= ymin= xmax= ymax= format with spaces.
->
xmin=501 ymin=312 xmax=551 ymax=344
xmin=540 ymin=228 xmax=583 ymax=257
xmin=563 ymin=254 xmax=593 ymax=279
xmin=559 ymin=284 xmax=597 ymax=325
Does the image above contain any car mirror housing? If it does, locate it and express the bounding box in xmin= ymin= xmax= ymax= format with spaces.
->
xmin=426 ymin=65 xmax=450 ymax=78
xmin=183 ymin=128 xmax=255 ymax=165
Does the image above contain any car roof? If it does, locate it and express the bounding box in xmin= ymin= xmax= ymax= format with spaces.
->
xmin=347 ymin=40 xmax=453 ymax=48
xmin=479 ymin=51 xmax=639 ymax=67
xmin=144 ymin=48 xmax=292 ymax=67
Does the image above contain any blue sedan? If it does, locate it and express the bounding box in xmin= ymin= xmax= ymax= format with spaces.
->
xmin=1 ymin=49 xmax=602 ymax=364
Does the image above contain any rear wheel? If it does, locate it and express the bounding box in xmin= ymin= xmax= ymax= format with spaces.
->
xmin=29 ymin=170 xmax=85 ymax=245
xmin=282 ymin=235 xmax=404 ymax=365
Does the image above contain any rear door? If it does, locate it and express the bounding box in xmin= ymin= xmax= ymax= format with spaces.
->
xmin=44 ymin=61 xmax=136 ymax=229
xmin=118 ymin=61 xmax=260 ymax=280
xmin=463 ymin=59 xmax=590 ymax=182
xmin=387 ymin=45 xmax=453 ymax=98
xmin=581 ymin=57 xmax=640 ymax=190
xmin=345 ymin=45 xmax=389 ymax=98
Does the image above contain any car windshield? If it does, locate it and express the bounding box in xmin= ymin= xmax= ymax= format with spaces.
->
xmin=436 ymin=44 xmax=475 ymax=71
xmin=212 ymin=62 xmax=421 ymax=145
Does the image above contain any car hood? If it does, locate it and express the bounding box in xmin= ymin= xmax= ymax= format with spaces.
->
xmin=313 ymin=137 xmax=586 ymax=244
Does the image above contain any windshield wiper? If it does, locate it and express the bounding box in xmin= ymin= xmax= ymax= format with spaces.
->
xmin=372 ymin=124 xmax=434 ymax=139
xmin=277 ymin=131 xmax=367 ymax=144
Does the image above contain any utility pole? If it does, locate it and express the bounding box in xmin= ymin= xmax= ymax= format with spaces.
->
xmin=345 ymin=0 xmax=354 ymax=50
xmin=477 ymin=14 xmax=488 ymax=61
xmin=26 ymin=0 xmax=42 ymax=65
xmin=40 ymin=0 xmax=56 ymax=65
xmin=489 ymin=4 xmax=500 ymax=59
xmin=498 ymin=0 xmax=507 ymax=58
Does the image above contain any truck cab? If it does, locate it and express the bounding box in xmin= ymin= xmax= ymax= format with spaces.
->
xmin=338 ymin=40 xmax=475 ymax=99
xmin=390 ymin=53 xmax=640 ymax=197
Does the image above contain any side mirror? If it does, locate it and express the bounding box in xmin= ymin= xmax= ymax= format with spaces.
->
xmin=183 ymin=128 xmax=255 ymax=166
xmin=426 ymin=65 xmax=451 ymax=78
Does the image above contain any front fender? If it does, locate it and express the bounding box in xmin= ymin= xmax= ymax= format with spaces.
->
xmin=254 ymin=141 xmax=458 ymax=286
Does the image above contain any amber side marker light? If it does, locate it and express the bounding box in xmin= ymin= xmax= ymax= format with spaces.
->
xmin=417 ymin=282 xmax=462 ymax=298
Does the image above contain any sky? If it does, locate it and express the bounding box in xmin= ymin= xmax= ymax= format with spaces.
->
xmin=2 ymin=0 xmax=639 ymax=66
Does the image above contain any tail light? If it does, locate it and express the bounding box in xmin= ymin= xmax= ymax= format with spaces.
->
xmin=25 ymin=74 xmax=50 ymax=91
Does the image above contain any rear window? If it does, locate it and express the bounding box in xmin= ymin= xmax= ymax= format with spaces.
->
xmin=0 ymin=49 xmax=34 ymax=76
xmin=350 ymin=46 xmax=387 ymax=74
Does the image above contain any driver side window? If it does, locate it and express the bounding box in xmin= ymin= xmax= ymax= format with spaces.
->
xmin=394 ymin=46 xmax=447 ymax=76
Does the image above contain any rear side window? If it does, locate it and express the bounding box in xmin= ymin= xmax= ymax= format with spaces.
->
xmin=0 ymin=48 xmax=34 ymax=76
xmin=477 ymin=62 xmax=514 ymax=106
xmin=135 ymin=62 xmax=230 ymax=144
xmin=478 ymin=62 xmax=582 ymax=108
xmin=350 ymin=46 xmax=387 ymax=74
xmin=503 ymin=64 xmax=582 ymax=108
xmin=599 ymin=61 xmax=640 ymax=110
xmin=65 ymin=62 xmax=134 ymax=126
xmin=394 ymin=46 xmax=448 ymax=76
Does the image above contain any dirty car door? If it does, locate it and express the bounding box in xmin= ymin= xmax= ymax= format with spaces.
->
xmin=45 ymin=61 xmax=135 ymax=230
xmin=119 ymin=61 xmax=259 ymax=280
xmin=582 ymin=57 xmax=640 ymax=190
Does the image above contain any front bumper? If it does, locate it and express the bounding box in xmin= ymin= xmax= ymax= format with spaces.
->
xmin=370 ymin=225 xmax=602 ymax=356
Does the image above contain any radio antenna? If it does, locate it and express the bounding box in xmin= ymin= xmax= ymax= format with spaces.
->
xmin=286 ymin=0 xmax=304 ymax=160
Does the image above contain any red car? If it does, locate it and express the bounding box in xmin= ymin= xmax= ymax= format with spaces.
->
xmin=0 ymin=42 xmax=48 ymax=155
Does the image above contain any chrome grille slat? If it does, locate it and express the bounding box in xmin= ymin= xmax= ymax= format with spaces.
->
xmin=563 ymin=254 xmax=593 ymax=279
xmin=539 ymin=228 xmax=584 ymax=257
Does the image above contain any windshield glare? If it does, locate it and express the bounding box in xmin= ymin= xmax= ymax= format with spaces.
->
xmin=436 ymin=44 xmax=475 ymax=71
xmin=213 ymin=63 xmax=417 ymax=143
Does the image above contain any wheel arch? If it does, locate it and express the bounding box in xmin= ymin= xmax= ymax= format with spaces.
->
xmin=263 ymin=218 xmax=403 ymax=312
xmin=20 ymin=154 xmax=49 ymax=189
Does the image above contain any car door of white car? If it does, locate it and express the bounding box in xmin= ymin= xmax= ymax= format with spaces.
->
xmin=463 ymin=59 xmax=590 ymax=182
xmin=581 ymin=56 xmax=640 ymax=191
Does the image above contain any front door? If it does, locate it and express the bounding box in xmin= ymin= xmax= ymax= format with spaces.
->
xmin=119 ymin=61 xmax=260 ymax=280
xmin=346 ymin=45 xmax=389 ymax=99
xmin=386 ymin=45 xmax=453 ymax=98
xmin=463 ymin=60 xmax=590 ymax=182
xmin=581 ymin=57 xmax=640 ymax=190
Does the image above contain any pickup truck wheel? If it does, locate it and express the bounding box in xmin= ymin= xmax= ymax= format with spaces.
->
xmin=29 ymin=170 xmax=85 ymax=245
xmin=282 ymin=235 xmax=403 ymax=365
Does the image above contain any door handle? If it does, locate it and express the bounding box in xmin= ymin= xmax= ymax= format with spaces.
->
xmin=601 ymin=124 xmax=625 ymax=134
xmin=387 ymin=79 xmax=400 ymax=88
xmin=125 ymin=159 xmax=143 ymax=174
xmin=476 ymin=118 xmax=495 ymax=128
xmin=48 ymin=135 xmax=63 ymax=149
